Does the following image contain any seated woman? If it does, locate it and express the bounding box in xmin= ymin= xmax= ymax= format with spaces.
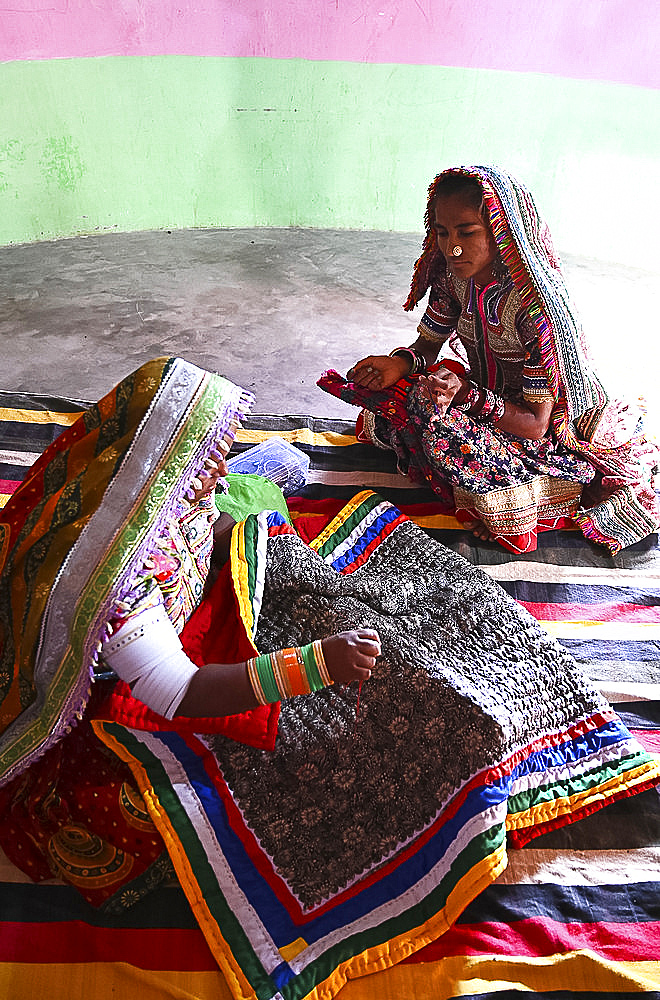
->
xmin=319 ymin=164 xmax=660 ymax=554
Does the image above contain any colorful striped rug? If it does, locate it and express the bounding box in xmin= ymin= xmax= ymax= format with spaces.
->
xmin=1 ymin=391 xmax=659 ymax=999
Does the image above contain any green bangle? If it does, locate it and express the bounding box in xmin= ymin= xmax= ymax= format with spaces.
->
xmin=299 ymin=642 xmax=326 ymax=692
xmin=252 ymin=652 xmax=281 ymax=705
xmin=247 ymin=642 xmax=334 ymax=706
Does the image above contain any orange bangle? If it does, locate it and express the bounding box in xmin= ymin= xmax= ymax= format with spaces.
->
xmin=282 ymin=647 xmax=310 ymax=697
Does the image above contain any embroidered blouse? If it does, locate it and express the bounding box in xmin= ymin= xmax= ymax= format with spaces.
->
xmin=417 ymin=267 xmax=555 ymax=408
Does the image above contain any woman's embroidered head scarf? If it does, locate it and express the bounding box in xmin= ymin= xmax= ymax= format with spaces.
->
xmin=0 ymin=358 xmax=253 ymax=785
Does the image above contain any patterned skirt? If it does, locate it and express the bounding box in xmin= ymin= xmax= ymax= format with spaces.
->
xmin=319 ymin=370 xmax=595 ymax=554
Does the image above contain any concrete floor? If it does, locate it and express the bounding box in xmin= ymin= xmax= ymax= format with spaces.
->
xmin=1 ymin=228 xmax=659 ymax=434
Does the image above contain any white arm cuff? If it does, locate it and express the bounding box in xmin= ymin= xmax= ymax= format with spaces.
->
xmin=102 ymin=605 xmax=198 ymax=719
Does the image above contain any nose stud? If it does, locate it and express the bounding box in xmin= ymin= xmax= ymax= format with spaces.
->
xmin=452 ymin=246 xmax=463 ymax=257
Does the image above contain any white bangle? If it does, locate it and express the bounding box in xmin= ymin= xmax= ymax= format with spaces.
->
xmin=102 ymin=605 xmax=198 ymax=719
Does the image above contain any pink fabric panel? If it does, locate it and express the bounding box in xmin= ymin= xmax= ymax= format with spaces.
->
xmin=0 ymin=0 xmax=657 ymax=90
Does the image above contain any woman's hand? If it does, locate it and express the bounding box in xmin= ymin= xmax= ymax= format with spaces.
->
xmin=189 ymin=455 xmax=229 ymax=503
xmin=347 ymin=355 xmax=411 ymax=390
xmin=421 ymin=367 xmax=467 ymax=416
xmin=322 ymin=629 xmax=381 ymax=684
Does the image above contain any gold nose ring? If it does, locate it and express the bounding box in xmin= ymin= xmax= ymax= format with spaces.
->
xmin=452 ymin=246 xmax=463 ymax=257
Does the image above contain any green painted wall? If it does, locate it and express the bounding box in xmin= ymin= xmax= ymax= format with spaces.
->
xmin=1 ymin=56 xmax=658 ymax=263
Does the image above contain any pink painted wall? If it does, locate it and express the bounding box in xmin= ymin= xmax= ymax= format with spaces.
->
xmin=1 ymin=0 xmax=657 ymax=90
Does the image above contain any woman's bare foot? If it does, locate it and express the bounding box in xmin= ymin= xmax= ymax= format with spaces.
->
xmin=463 ymin=519 xmax=494 ymax=542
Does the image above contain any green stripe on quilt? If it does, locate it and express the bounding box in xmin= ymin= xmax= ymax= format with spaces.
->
xmin=314 ymin=492 xmax=384 ymax=561
xmin=506 ymin=747 xmax=657 ymax=823
xmin=241 ymin=513 xmax=259 ymax=616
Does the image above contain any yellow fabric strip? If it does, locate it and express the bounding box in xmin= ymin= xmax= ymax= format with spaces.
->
xmin=0 ymin=964 xmax=233 ymax=1000
xmin=279 ymin=937 xmax=309 ymax=962
xmin=236 ymin=427 xmax=356 ymax=448
xmin=506 ymin=760 xmax=660 ymax=833
xmin=4 ymin=953 xmax=659 ymax=1000
xmin=3 ymin=953 xmax=658 ymax=1000
xmin=308 ymin=489 xmax=375 ymax=551
xmin=336 ymin=954 xmax=660 ymax=999
xmin=409 ymin=513 xmax=464 ymax=530
xmin=0 ymin=406 xmax=83 ymax=426
xmin=228 ymin=521 xmax=257 ymax=653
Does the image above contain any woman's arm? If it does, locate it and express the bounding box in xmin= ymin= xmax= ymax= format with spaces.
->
xmin=424 ymin=368 xmax=554 ymax=441
xmin=176 ymin=630 xmax=380 ymax=717
xmin=493 ymin=396 xmax=554 ymax=440
xmin=412 ymin=335 xmax=442 ymax=370
xmin=102 ymin=607 xmax=381 ymax=720
xmin=348 ymin=335 xmax=442 ymax=390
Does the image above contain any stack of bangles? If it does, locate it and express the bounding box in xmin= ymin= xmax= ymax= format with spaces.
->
xmin=453 ymin=383 xmax=506 ymax=423
xmin=389 ymin=346 xmax=427 ymax=375
xmin=247 ymin=640 xmax=334 ymax=705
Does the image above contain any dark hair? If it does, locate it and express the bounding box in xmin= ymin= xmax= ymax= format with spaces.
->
xmin=431 ymin=173 xmax=487 ymax=220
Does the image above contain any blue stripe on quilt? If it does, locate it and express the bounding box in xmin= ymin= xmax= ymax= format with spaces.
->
xmin=322 ymin=504 xmax=404 ymax=572
xmin=143 ymin=728 xmax=506 ymax=943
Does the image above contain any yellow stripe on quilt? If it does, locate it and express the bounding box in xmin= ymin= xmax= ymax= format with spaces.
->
xmin=235 ymin=427 xmax=356 ymax=448
xmin=91 ymin=722 xmax=257 ymax=1000
xmin=0 ymin=406 xmax=83 ymax=426
xmin=279 ymin=937 xmax=309 ymax=962
xmin=5 ymin=957 xmax=659 ymax=1000
xmin=410 ymin=514 xmax=464 ymax=530
xmin=506 ymin=760 xmax=660 ymax=833
xmin=0 ymin=964 xmax=234 ymax=1000
xmin=312 ymin=843 xmax=507 ymax=1000
xmin=229 ymin=521 xmax=257 ymax=651
xmin=308 ymin=490 xmax=376 ymax=552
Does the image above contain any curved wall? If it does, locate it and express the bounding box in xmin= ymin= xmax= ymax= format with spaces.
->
xmin=1 ymin=1 xmax=658 ymax=263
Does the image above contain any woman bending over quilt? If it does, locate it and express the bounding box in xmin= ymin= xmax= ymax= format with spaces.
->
xmin=0 ymin=358 xmax=658 ymax=1000
xmin=100 ymin=453 xmax=380 ymax=723
xmin=319 ymin=164 xmax=660 ymax=555
xmin=0 ymin=357 xmax=378 ymax=909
